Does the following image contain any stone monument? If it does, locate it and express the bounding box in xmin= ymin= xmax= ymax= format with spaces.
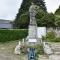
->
xmin=43 ymin=42 xmax=53 ymax=54
xmin=14 ymin=41 xmax=21 ymax=54
xmin=26 ymin=3 xmax=39 ymax=44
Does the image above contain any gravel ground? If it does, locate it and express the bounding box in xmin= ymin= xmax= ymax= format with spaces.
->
xmin=0 ymin=41 xmax=60 ymax=60
xmin=0 ymin=41 xmax=28 ymax=60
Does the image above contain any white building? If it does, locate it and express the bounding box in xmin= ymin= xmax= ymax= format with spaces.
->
xmin=0 ymin=19 xmax=13 ymax=29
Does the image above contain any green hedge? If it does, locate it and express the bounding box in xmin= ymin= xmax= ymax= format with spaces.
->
xmin=0 ymin=29 xmax=28 ymax=42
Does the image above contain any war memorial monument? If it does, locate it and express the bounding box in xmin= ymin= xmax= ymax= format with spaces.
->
xmin=26 ymin=3 xmax=40 ymax=45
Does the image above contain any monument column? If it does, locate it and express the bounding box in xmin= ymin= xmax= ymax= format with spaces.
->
xmin=26 ymin=3 xmax=39 ymax=44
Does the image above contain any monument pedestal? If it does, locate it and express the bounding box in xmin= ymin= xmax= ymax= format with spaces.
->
xmin=28 ymin=24 xmax=37 ymax=38
xmin=26 ymin=24 xmax=39 ymax=44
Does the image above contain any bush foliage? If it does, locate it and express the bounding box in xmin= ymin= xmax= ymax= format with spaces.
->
xmin=0 ymin=29 xmax=28 ymax=42
xmin=21 ymin=44 xmax=44 ymax=55
xmin=43 ymin=30 xmax=60 ymax=42
xmin=34 ymin=44 xmax=44 ymax=55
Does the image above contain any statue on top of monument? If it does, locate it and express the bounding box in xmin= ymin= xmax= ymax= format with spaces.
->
xmin=29 ymin=2 xmax=39 ymax=24
xmin=29 ymin=2 xmax=39 ymax=17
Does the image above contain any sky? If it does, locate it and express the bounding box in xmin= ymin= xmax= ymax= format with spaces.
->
xmin=44 ymin=0 xmax=60 ymax=13
xmin=0 ymin=0 xmax=60 ymax=20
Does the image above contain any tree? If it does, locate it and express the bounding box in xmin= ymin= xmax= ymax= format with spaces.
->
xmin=36 ymin=9 xmax=46 ymax=26
xmin=39 ymin=13 xmax=55 ymax=27
xmin=18 ymin=12 xmax=29 ymax=29
xmin=14 ymin=0 xmax=47 ymax=28
xmin=16 ymin=0 xmax=47 ymax=19
xmin=55 ymin=6 xmax=60 ymax=15
xmin=55 ymin=17 xmax=60 ymax=27
xmin=54 ymin=6 xmax=60 ymax=27
xmin=13 ymin=12 xmax=29 ymax=29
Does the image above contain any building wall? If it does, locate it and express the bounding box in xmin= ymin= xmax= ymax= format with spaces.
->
xmin=0 ymin=19 xmax=13 ymax=29
xmin=0 ymin=23 xmax=13 ymax=29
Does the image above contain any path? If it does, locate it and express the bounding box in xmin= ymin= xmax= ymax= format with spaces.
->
xmin=0 ymin=41 xmax=27 ymax=60
xmin=0 ymin=41 xmax=60 ymax=60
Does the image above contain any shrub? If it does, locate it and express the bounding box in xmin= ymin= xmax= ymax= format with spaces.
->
xmin=53 ymin=37 xmax=60 ymax=42
xmin=46 ymin=30 xmax=55 ymax=39
xmin=42 ymin=30 xmax=55 ymax=42
xmin=43 ymin=29 xmax=60 ymax=42
xmin=0 ymin=29 xmax=28 ymax=42
xmin=21 ymin=45 xmax=29 ymax=54
xmin=34 ymin=44 xmax=44 ymax=55
xmin=20 ymin=44 xmax=44 ymax=55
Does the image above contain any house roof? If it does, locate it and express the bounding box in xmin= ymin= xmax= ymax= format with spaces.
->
xmin=0 ymin=19 xmax=12 ymax=24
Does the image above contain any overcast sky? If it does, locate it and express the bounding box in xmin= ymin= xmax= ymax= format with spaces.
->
xmin=0 ymin=0 xmax=60 ymax=20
